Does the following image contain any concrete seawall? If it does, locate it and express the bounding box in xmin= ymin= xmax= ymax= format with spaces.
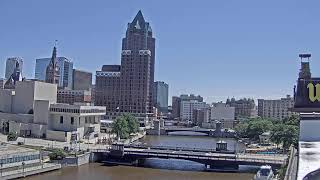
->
xmin=1 ymin=163 xmax=61 ymax=179
xmin=55 ymin=152 xmax=91 ymax=167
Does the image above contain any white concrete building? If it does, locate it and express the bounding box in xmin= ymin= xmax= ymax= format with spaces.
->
xmin=0 ymin=80 xmax=106 ymax=142
xmin=209 ymin=102 xmax=236 ymax=129
xmin=258 ymin=95 xmax=295 ymax=120
xmin=180 ymin=100 xmax=209 ymax=121
xmin=47 ymin=104 xmax=105 ymax=142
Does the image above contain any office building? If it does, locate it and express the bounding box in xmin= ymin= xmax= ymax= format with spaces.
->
xmin=192 ymin=109 xmax=209 ymax=126
xmin=226 ymin=98 xmax=256 ymax=118
xmin=180 ymin=100 xmax=209 ymax=121
xmin=72 ymin=69 xmax=92 ymax=91
xmin=258 ymin=95 xmax=295 ymax=120
xmin=95 ymin=11 xmax=155 ymax=124
xmin=57 ymin=89 xmax=91 ymax=105
xmin=95 ymin=65 xmax=121 ymax=112
xmin=153 ymin=81 xmax=169 ymax=113
xmin=35 ymin=50 xmax=73 ymax=89
xmin=172 ymin=94 xmax=204 ymax=119
xmin=5 ymin=57 xmax=23 ymax=80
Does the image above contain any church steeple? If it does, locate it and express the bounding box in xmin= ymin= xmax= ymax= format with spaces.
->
xmin=45 ymin=41 xmax=60 ymax=85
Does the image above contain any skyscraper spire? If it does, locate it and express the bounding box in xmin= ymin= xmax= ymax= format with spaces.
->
xmin=132 ymin=10 xmax=145 ymax=24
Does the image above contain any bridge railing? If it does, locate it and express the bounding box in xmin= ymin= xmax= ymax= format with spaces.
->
xmin=125 ymin=144 xmax=234 ymax=154
xmin=124 ymin=150 xmax=286 ymax=165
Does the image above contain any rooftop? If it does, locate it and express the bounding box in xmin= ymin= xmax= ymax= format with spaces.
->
xmin=0 ymin=143 xmax=38 ymax=158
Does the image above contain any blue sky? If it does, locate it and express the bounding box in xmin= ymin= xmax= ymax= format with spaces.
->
xmin=1 ymin=0 xmax=319 ymax=104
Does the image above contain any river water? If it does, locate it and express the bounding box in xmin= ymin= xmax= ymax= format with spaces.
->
xmin=25 ymin=135 xmax=256 ymax=180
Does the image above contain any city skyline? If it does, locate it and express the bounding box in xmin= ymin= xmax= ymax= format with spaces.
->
xmin=1 ymin=0 xmax=320 ymax=103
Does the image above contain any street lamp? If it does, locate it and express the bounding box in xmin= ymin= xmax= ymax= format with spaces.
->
xmin=22 ymin=162 xmax=25 ymax=177
xmin=1 ymin=162 xmax=3 ymax=177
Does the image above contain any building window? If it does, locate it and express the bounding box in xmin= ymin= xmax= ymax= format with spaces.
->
xmin=71 ymin=117 xmax=74 ymax=125
xmin=60 ymin=116 xmax=64 ymax=124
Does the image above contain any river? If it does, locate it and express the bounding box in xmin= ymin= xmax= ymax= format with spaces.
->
xmin=25 ymin=135 xmax=256 ymax=180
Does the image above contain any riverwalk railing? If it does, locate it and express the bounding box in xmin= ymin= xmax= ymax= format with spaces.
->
xmin=284 ymin=146 xmax=298 ymax=180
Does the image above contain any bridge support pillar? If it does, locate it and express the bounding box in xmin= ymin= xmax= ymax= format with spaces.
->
xmin=137 ymin=159 xmax=146 ymax=167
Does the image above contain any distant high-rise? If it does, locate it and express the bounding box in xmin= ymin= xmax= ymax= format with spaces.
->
xmin=172 ymin=94 xmax=204 ymax=119
xmin=45 ymin=46 xmax=60 ymax=85
xmin=226 ymin=98 xmax=256 ymax=118
xmin=180 ymin=100 xmax=208 ymax=121
xmin=5 ymin=57 xmax=23 ymax=79
xmin=153 ymin=81 xmax=169 ymax=113
xmin=95 ymin=11 xmax=155 ymax=121
xmin=35 ymin=54 xmax=73 ymax=89
xmin=258 ymin=95 xmax=295 ymax=120
xmin=72 ymin=69 xmax=92 ymax=91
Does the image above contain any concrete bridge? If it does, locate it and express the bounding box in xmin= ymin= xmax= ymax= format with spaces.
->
xmin=163 ymin=127 xmax=215 ymax=135
xmin=92 ymin=145 xmax=287 ymax=169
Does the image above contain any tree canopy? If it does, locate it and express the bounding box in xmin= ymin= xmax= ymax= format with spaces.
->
xmin=111 ymin=113 xmax=140 ymax=139
xmin=236 ymin=116 xmax=299 ymax=150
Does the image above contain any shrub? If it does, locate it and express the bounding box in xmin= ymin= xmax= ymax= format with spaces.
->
xmin=7 ymin=132 xmax=18 ymax=141
xmin=48 ymin=149 xmax=66 ymax=160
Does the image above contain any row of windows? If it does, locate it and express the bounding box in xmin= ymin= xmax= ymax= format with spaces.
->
xmin=0 ymin=154 xmax=40 ymax=164
xmin=50 ymin=108 xmax=105 ymax=114
xmin=60 ymin=116 xmax=97 ymax=125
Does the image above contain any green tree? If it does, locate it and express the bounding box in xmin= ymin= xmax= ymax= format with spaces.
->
xmin=124 ymin=114 xmax=139 ymax=134
xmin=271 ymin=124 xmax=285 ymax=147
xmin=282 ymin=125 xmax=299 ymax=150
xmin=112 ymin=117 xmax=129 ymax=139
xmin=48 ymin=149 xmax=66 ymax=160
xmin=235 ymin=122 xmax=249 ymax=138
xmin=246 ymin=119 xmax=273 ymax=140
xmin=283 ymin=115 xmax=299 ymax=126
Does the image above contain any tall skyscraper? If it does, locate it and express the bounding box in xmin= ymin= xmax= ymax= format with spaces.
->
xmin=5 ymin=57 xmax=23 ymax=79
xmin=153 ymin=81 xmax=169 ymax=113
xmin=45 ymin=46 xmax=60 ymax=85
xmin=35 ymin=55 xmax=73 ymax=89
xmin=95 ymin=11 xmax=155 ymax=121
xmin=120 ymin=10 xmax=155 ymax=114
